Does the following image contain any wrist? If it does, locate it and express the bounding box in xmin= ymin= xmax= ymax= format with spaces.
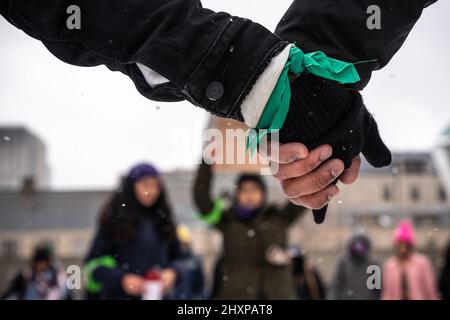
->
xmin=241 ymin=44 xmax=293 ymax=128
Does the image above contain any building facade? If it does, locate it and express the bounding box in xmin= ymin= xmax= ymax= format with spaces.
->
xmin=0 ymin=127 xmax=50 ymax=190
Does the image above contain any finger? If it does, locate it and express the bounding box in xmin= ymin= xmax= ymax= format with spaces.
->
xmin=259 ymin=141 xmax=308 ymax=164
xmin=313 ymin=206 xmax=327 ymax=224
xmin=273 ymin=144 xmax=333 ymax=180
xmin=339 ymin=156 xmax=361 ymax=185
xmin=289 ymin=184 xmax=340 ymax=210
xmin=281 ymin=159 xmax=344 ymax=198
xmin=362 ymin=120 xmax=392 ymax=168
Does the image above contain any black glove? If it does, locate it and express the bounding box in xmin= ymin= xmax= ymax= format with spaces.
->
xmin=280 ymin=73 xmax=391 ymax=168
xmin=279 ymin=74 xmax=392 ymax=223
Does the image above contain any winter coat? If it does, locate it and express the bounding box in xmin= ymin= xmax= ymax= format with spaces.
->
xmin=85 ymin=214 xmax=181 ymax=300
xmin=439 ymin=264 xmax=450 ymax=300
xmin=439 ymin=265 xmax=450 ymax=300
xmin=329 ymin=234 xmax=380 ymax=300
xmin=329 ymin=256 xmax=380 ymax=300
xmin=1 ymin=265 xmax=68 ymax=300
xmin=168 ymin=249 xmax=205 ymax=300
xmin=193 ymin=161 xmax=306 ymax=300
xmin=1 ymin=1 xmax=435 ymax=127
xmin=0 ymin=0 xmax=286 ymax=122
xmin=295 ymin=268 xmax=326 ymax=300
xmin=382 ymin=253 xmax=439 ymax=300
xmin=275 ymin=0 xmax=437 ymax=90
xmin=438 ymin=242 xmax=450 ymax=300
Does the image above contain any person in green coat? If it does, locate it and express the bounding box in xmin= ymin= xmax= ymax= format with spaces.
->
xmin=193 ymin=161 xmax=306 ymax=300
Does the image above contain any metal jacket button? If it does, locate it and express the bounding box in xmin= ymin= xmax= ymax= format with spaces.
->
xmin=205 ymin=81 xmax=224 ymax=101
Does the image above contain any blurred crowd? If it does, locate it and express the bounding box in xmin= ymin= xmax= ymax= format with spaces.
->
xmin=2 ymin=162 xmax=449 ymax=300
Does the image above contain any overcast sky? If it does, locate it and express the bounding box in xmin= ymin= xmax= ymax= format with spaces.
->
xmin=1 ymin=0 xmax=449 ymax=190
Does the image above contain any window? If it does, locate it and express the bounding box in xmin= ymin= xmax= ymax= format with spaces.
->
xmin=438 ymin=186 xmax=447 ymax=202
xmin=383 ymin=186 xmax=392 ymax=201
xmin=413 ymin=214 xmax=441 ymax=227
xmin=1 ymin=240 xmax=18 ymax=258
xmin=404 ymin=160 xmax=427 ymax=174
xmin=410 ymin=186 xmax=420 ymax=201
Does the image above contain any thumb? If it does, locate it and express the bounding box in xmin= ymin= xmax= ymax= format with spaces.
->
xmin=362 ymin=119 xmax=392 ymax=168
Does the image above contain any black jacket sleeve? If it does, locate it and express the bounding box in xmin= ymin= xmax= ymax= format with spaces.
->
xmin=1 ymin=0 xmax=287 ymax=120
xmin=85 ymin=227 xmax=125 ymax=294
xmin=275 ymin=0 xmax=437 ymax=90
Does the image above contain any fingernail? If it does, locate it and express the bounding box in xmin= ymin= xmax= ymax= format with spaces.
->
xmin=319 ymin=148 xmax=332 ymax=161
xmin=327 ymin=189 xmax=339 ymax=200
xmin=330 ymin=167 xmax=341 ymax=178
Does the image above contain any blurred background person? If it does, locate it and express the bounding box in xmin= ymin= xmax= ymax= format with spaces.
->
xmin=382 ymin=220 xmax=439 ymax=300
xmin=1 ymin=243 xmax=68 ymax=300
xmin=209 ymin=256 xmax=225 ymax=300
xmin=168 ymin=225 xmax=205 ymax=300
xmin=290 ymin=247 xmax=326 ymax=300
xmin=328 ymin=232 xmax=380 ymax=300
xmin=193 ymin=160 xmax=306 ymax=299
xmin=438 ymin=239 xmax=450 ymax=300
xmin=84 ymin=163 xmax=180 ymax=300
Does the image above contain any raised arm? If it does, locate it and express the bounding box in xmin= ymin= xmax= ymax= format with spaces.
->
xmin=193 ymin=160 xmax=225 ymax=226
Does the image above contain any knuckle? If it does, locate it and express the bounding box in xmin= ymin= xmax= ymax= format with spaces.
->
xmin=310 ymin=197 xmax=328 ymax=210
xmin=281 ymin=180 xmax=298 ymax=198
xmin=289 ymin=197 xmax=303 ymax=206
xmin=313 ymin=174 xmax=330 ymax=190
xmin=272 ymin=166 xmax=285 ymax=179
xmin=304 ymin=159 xmax=317 ymax=173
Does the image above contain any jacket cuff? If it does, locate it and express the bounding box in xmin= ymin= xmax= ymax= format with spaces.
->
xmin=183 ymin=17 xmax=289 ymax=121
xmin=136 ymin=63 xmax=170 ymax=87
xmin=240 ymin=44 xmax=292 ymax=128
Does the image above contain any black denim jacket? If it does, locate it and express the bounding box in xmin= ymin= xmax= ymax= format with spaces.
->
xmin=1 ymin=0 xmax=288 ymax=122
xmin=1 ymin=0 xmax=436 ymax=122
xmin=276 ymin=0 xmax=437 ymax=90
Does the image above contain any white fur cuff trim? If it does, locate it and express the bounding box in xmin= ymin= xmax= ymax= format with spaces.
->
xmin=240 ymin=44 xmax=292 ymax=128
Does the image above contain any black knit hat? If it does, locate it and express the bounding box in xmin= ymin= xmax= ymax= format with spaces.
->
xmin=236 ymin=174 xmax=266 ymax=194
xmin=32 ymin=244 xmax=53 ymax=263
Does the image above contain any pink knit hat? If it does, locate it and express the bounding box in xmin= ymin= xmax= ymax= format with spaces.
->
xmin=394 ymin=220 xmax=415 ymax=246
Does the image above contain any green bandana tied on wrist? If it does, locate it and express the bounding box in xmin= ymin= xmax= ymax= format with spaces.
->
xmin=246 ymin=46 xmax=361 ymax=153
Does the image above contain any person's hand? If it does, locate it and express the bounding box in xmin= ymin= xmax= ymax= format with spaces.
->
xmin=262 ymin=142 xmax=361 ymax=210
xmin=279 ymin=74 xmax=391 ymax=169
xmin=160 ymin=268 xmax=177 ymax=294
xmin=121 ymin=273 xmax=145 ymax=296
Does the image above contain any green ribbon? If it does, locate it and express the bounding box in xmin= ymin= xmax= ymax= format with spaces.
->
xmin=197 ymin=198 xmax=225 ymax=226
xmin=85 ymin=255 xmax=117 ymax=294
xmin=246 ymin=46 xmax=361 ymax=152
